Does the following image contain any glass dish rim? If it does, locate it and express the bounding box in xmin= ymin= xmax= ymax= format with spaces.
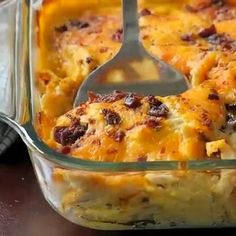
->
xmin=2 ymin=115 xmax=236 ymax=172
xmin=2 ymin=0 xmax=232 ymax=173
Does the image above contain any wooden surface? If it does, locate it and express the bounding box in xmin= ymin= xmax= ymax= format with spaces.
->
xmin=0 ymin=138 xmax=235 ymax=236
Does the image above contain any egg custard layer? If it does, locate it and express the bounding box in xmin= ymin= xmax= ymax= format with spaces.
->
xmin=37 ymin=0 xmax=236 ymax=162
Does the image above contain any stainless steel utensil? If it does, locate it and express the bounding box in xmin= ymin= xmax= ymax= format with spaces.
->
xmin=74 ymin=0 xmax=189 ymax=106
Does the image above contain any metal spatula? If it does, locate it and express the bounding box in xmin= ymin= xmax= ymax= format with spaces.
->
xmin=74 ymin=0 xmax=189 ymax=106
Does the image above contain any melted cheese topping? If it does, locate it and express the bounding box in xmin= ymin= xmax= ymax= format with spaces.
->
xmin=36 ymin=0 xmax=236 ymax=161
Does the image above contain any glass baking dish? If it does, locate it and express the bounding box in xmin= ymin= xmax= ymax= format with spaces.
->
xmin=1 ymin=0 xmax=236 ymax=230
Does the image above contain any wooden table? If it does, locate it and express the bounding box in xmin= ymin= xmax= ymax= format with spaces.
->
xmin=0 ymin=138 xmax=235 ymax=236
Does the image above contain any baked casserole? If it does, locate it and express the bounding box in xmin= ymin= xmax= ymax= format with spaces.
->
xmin=33 ymin=0 xmax=236 ymax=229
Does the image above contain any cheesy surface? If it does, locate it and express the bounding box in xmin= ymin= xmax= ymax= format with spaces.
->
xmin=37 ymin=0 xmax=236 ymax=162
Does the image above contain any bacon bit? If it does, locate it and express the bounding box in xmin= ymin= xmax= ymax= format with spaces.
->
xmin=88 ymin=91 xmax=100 ymax=103
xmin=114 ymin=130 xmax=125 ymax=142
xmin=38 ymin=72 xmax=51 ymax=85
xmin=198 ymin=24 xmax=217 ymax=38
xmin=208 ymin=92 xmax=219 ymax=100
xmin=124 ymin=93 xmax=142 ymax=109
xmin=211 ymin=0 xmax=224 ymax=7
xmin=147 ymin=95 xmax=163 ymax=107
xmin=54 ymin=121 xmax=88 ymax=146
xmin=209 ymin=149 xmax=221 ymax=159
xmin=140 ymin=8 xmax=151 ymax=17
xmin=91 ymin=139 xmax=101 ymax=146
xmin=142 ymin=35 xmax=149 ymax=40
xmin=207 ymin=33 xmax=236 ymax=51
xmin=226 ymin=103 xmax=236 ymax=112
xmin=137 ymin=156 xmax=147 ymax=162
xmin=69 ymin=20 xmax=90 ymax=29
xmin=148 ymin=104 xmax=169 ymax=118
xmin=86 ymin=57 xmax=93 ymax=64
xmin=180 ymin=33 xmax=196 ymax=42
xmin=160 ymin=147 xmax=166 ymax=154
xmin=76 ymin=107 xmax=86 ymax=116
xmin=92 ymin=66 xmax=98 ymax=71
xmin=55 ymin=24 xmax=68 ymax=33
xmin=99 ymin=47 xmax=109 ymax=53
xmin=61 ymin=146 xmax=71 ymax=154
xmin=201 ymin=113 xmax=212 ymax=127
xmin=112 ymin=29 xmax=123 ymax=42
xmin=215 ymin=7 xmax=235 ymax=21
xmin=145 ymin=117 xmax=162 ymax=129
xmin=147 ymin=95 xmax=169 ymax=118
xmin=102 ymin=109 xmax=121 ymax=125
xmin=226 ymin=113 xmax=236 ymax=130
xmin=88 ymin=90 xmax=127 ymax=103
xmin=107 ymin=149 xmax=118 ymax=154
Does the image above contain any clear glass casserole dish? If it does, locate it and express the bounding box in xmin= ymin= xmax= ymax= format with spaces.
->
xmin=2 ymin=0 xmax=236 ymax=230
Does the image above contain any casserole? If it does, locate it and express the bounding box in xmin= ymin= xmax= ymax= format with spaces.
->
xmin=1 ymin=0 xmax=236 ymax=230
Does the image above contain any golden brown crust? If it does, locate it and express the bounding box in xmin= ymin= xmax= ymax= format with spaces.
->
xmin=50 ymin=85 xmax=229 ymax=162
xmin=36 ymin=0 xmax=236 ymax=161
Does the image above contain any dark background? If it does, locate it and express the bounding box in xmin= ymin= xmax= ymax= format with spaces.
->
xmin=0 ymin=138 xmax=235 ymax=236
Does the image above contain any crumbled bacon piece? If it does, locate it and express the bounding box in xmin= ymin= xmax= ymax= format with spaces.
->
xmin=215 ymin=7 xmax=235 ymax=21
xmin=124 ymin=93 xmax=142 ymax=109
xmin=61 ymin=146 xmax=71 ymax=154
xmin=145 ymin=117 xmax=162 ymax=129
xmin=211 ymin=0 xmax=224 ymax=7
xmin=147 ymin=95 xmax=162 ymax=107
xmin=147 ymin=95 xmax=169 ymax=118
xmin=114 ymin=131 xmax=125 ymax=142
xmin=38 ymin=72 xmax=51 ymax=85
xmin=54 ymin=121 xmax=88 ymax=146
xmin=208 ymin=92 xmax=219 ymax=100
xmin=112 ymin=29 xmax=123 ymax=42
xmin=207 ymin=33 xmax=236 ymax=51
xmin=102 ymin=109 xmax=121 ymax=125
xmin=209 ymin=149 xmax=221 ymax=159
xmin=88 ymin=91 xmax=127 ymax=103
xmin=99 ymin=47 xmax=108 ymax=53
xmin=86 ymin=57 xmax=93 ymax=64
xmin=198 ymin=25 xmax=217 ymax=38
xmin=226 ymin=113 xmax=236 ymax=129
xmin=148 ymin=104 xmax=169 ymax=118
xmin=69 ymin=20 xmax=90 ymax=29
xmin=226 ymin=103 xmax=236 ymax=112
xmin=180 ymin=33 xmax=196 ymax=42
xmin=201 ymin=113 xmax=212 ymax=127
xmin=140 ymin=8 xmax=151 ymax=17
xmin=55 ymin=25 xmax=68 ymax=33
